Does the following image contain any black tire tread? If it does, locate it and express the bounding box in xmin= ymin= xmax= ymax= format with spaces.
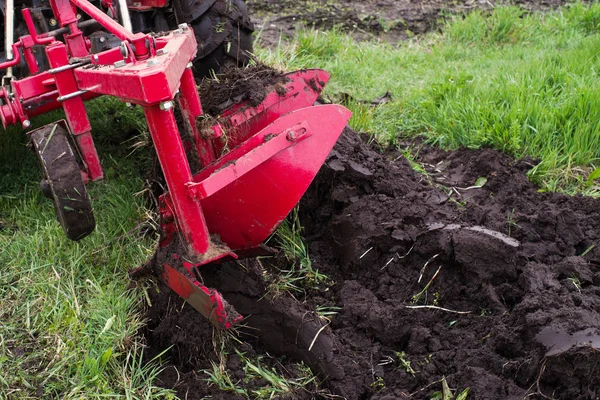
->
xmin=30 ymin=123 xmax=95 ymax=241
xmin=186 ymin=0 xmax=254 ymax=79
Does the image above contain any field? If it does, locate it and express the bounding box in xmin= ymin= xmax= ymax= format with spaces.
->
xmin=3 ymin=0 xmax=600 ymax=399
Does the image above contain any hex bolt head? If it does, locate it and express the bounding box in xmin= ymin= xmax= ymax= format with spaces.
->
xmin=22 ymin=120 xmax=31 ymax=128
xmin=49 ymin=18 xmax=57 ymax=26
xmin=286 ymin=130 xmax=297 ymax=141
xmin=178 ymin=23 xmax=188 ymax=31
xmin=99 ymin=37 xmax=106 ymax=43
xmin=146 ymin=58 xmax=160 ymax=67
xmin=159 ymin=101 xmax=174 ymax=111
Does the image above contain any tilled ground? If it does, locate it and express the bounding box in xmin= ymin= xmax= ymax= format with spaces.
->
xmin=147 ymin=126 xmax=600 ymax=399
xmin=144 ymin=1 xmax=600 ymax=399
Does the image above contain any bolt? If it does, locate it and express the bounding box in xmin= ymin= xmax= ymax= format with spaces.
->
xmin=92 ymin=55 xmax=99 ymax=62
xmin=186 ymin=62 xmax=193 ymax=69
xmin=159 ymin=101 xmax=173 ymax=111
xmin=22 ymin=120 xmax=31 ymax=128
xmin=178 ymin=23 xmax=188 ymax=31
xmin=286 ymin=130 xmax=296 ymax=141
xmin=114 ymin=60 xmax=126 ymax=68
xmin=99 ymin=36 xmax=106 ymax=43
xmin=49 ymin=18 xmax=57 ymax=26
xmin=146 ymin=58 xmax=160 ymax=67
xmin=173 ymin=28 xmax=183 ymax=35
xmin=76 ymin=13 xmax=81 ymax=19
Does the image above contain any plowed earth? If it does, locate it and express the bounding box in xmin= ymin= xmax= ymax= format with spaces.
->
xmin=144 ymin=1 xmax=600 ymax=399
xmin=147 ymin=125 xmax=600 ymax=399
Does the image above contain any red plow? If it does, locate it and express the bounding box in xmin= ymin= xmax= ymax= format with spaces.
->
xmin=1 ymin=0 xmax=350 ymax=328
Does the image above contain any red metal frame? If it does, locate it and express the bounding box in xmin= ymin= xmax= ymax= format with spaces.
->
xmin=0 ymin=0 xmax=351 ymax=328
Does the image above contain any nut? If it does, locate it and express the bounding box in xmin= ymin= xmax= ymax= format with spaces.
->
xmin=159 ymin=101 xmax=173 ymax=111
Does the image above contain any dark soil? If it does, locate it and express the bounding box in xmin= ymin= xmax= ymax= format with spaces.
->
xmin=197 ymin=64 xmax=284 ymax=116
xmin=143 ymin=2 xmax=600 ymax=398
xmin=146 ymin=124 xmax=600 ymax=399
xmin=248 ymin=0 xmax=586 ymax=48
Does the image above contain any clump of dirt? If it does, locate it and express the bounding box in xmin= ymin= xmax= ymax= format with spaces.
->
xmin=197 ymin=64 xmax=284 ymax=116
xmin=145 ymin=123 xmax=600 ymax=399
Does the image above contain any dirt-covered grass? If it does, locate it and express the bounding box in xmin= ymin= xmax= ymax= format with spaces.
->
xmin=257 ymin=2 xmax=600 ymax=194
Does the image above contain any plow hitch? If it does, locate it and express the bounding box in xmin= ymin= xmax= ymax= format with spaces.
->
xmin=0 ymin=0 xmax=351 ymax=329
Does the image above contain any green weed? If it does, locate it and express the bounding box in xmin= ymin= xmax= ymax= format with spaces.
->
xmin=267 ymin=207 xmax=331 ymax=296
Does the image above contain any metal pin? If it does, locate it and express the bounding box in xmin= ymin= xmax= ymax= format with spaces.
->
xmin=146 ymin=58 xmax=160 ymax=67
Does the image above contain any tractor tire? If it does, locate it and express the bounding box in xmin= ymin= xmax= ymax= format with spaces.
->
xmin=173 ymin=0 xmax=254 ymax=80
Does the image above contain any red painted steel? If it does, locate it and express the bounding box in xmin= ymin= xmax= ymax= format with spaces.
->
xmin=46 ymin=42 xmax=104 ymax=180
xmin=74 ymin=29 xmax=195 ymax=105
xmin=209 ymin=69 xmax=330 ymax=156
xmin=196 ymin=104 xmax=351 ymax=251
xmin=22 ymin=9 xmax=56 ymax=44
xmin=162 ymin=263 xmax=241 ymax=328
xmin=0 ymin=0 xmax=351 ymax=329
xmin=178 ymin=66 xmax=216 ymax=166
xmin=144 ymin=104 xmax=211 ymax=255
xmin=128 ymin=0 xmax=168 ymax=11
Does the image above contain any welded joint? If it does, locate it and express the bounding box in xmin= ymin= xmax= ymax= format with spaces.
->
xmin=186 ymin=183 xmax=206 ymax=201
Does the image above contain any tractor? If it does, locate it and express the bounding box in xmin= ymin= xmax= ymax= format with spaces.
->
xmin=0 ymin=0 xmax=351 ymax=328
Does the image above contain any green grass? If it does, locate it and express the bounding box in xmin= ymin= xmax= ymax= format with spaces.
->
xmin=0 ymin=99 xmax=171 ymax=398
xmin=257 ymin=2 xmax=600 ymax=193
xmin=266 ymin=207 xmax=330 ymax=297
